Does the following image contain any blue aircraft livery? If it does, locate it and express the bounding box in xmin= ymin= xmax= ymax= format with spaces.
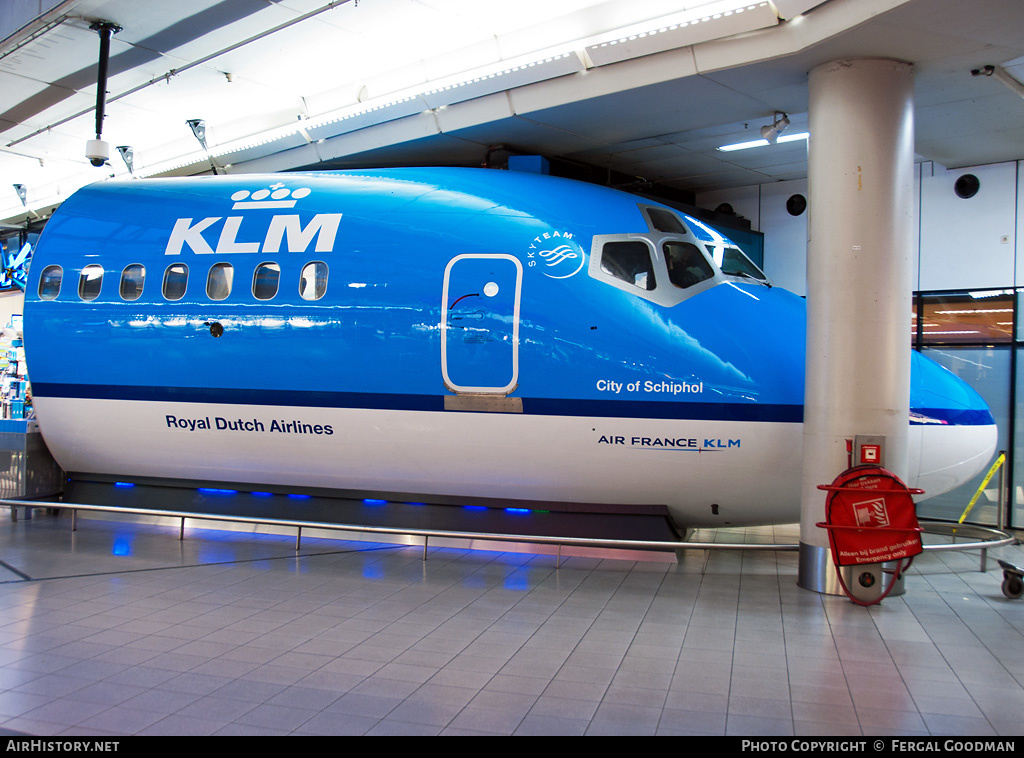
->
xmin=23 ymin=168 xmax=996 ymax=527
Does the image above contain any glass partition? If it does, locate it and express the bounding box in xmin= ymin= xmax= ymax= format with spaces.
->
xmin=1013 ymin=346 xmax=1024 ymax=530
xmin=918 ymin=345 xmax=1010 ymax=525
xmin=916 ymin=290 xmax=1014 ymax=346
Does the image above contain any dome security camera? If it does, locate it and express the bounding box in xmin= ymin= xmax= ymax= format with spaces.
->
xmin=86 ymin=139 xmax=110 ymax=167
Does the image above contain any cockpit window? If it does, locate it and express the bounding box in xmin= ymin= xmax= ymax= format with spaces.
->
xmin=645 ymin=207 xmax=687 ymax=234
xmin=664 ymin=242 xmax=715 ymax=289
xmin=683 ymin=213 xmax=769 ymax=285
xmin=717 ymin=246 xmax=767 ymax=281
xmin=600 ymin=241 xmax=656 ymax=291
xmin=590 ymin=209 xmax=734 ymax=306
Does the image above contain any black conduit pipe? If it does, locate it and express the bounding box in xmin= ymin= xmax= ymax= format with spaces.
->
xmin=89 ymin=21 xmax=122 ymax=140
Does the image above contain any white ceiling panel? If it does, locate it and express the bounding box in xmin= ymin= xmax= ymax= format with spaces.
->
xmin=725 ymin=146 xmax=810 ymax=172
xmin=152 ymin=2 xmax=302 ymax=63
xmin=209 ymin=19 xmax=362 ymax=92
xmin=1 ymin=0 xmax=1023 ymax=223
xmin=0 ymin=69 xmax=73 ymax=106
xmin=522 ymin=76 xmax=770 ymax=144
xmin=115 ymin=65 xmax=303 ymax=143
xmin=273 ymin=0 xmax=337 ymax=14
xmin=81 ymin=0 xmax=226 ymax=42
xmin=11 ymin=90 xmax=96 ymax=137
xmin=585 ymin=1 xmax=779 ymax=67
xmin=772 ymin=0 xmax=829 ymax=18
xmin=297 ymin=131 xmax=488 ymax=171
xmin=304 ymin=98 xmax=429 ymax=142
xmin=495 ymin=0 xmax=711 ymax=59
xmin=444 ymin=114 xmax=609 ymax=156
xmin=433 ymin=92 xmax=516 ymax=133
xmin=0 ymin=21 xmax=97 ymax=81
xmin=663 ymin=167 xmax=778 ymax=189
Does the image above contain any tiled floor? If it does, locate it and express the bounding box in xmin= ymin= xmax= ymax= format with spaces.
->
xmin=0 ymin=509 xmax=1022 ymax=736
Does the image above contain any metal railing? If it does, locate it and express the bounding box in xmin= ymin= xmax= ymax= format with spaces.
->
xmin=2 ymin=498 xmax=1016 ymax=567
xmin=917 ymin=520 xmax=1017 ymax=571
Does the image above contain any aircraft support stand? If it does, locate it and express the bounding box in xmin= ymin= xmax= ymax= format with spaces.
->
xmin=799 ymin=59 xmax=916 ymax=594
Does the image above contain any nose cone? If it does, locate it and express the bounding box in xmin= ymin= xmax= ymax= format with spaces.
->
xmin=910 ymin=351 xmax=998 ymax=498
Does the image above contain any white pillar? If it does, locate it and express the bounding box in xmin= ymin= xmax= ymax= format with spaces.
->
xmin=798 ymin=59 xmax=915 ymax=593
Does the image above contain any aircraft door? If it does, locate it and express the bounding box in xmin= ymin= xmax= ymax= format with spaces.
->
xmin=442 ymin=254 xmax=522 ymax=394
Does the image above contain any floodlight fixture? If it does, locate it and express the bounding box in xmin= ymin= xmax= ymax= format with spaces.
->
xmin=116 ymin=146 xmax=134 ymax=175
xmin=760 ymin=112 xmax=791 ymax=144
xmin=972 ymin=64 xmax=1024 ymax=100
xmin=187 ymin=119 xmax=208 ymax=151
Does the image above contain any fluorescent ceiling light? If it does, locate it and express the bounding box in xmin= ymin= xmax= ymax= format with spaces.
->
xmin=933 ymin=308 xmax=1013 ymax=315
xmin=717 ymin=132 xmax=809 ymax=152
xmin=969 ymin=289 xmax=1013 ymax=298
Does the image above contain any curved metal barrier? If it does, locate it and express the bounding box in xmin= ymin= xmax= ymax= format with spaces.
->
xmin=3 ymin=497 xmax=796 ymax=559
xmin=917 ymin=520 xmax=1018 ymax=571
xmin=2 ymin=499 xmax=1017 ymax=567
xmin=918 ymin=520 xmax=1017 ymax=550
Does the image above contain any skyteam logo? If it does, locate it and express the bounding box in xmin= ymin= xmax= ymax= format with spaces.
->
xmin=525 ymin=231 xmax=585 ymax=279
xmin=231 ymin=183 xmax=312 ymax=210
xmin=165 ymin=183 xmax=341 ymax=255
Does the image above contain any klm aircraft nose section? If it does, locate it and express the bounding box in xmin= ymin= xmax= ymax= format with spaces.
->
xmin=910 ymin=351 xmax=998 ymax=497
xmin=911 ymin=350 xmax=996 ymax=427
xmin=662 ymin=282 xmax=807 ymax=414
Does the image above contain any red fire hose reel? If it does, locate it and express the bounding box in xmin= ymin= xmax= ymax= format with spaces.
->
xmin=817 ymin=465 xmax=924 ymax=606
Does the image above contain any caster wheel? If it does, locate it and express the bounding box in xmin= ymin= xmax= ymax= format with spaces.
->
xmin=1002 ymin=574 xmax=1024 ymax=600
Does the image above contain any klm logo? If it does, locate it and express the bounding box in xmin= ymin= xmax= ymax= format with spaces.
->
xmin=231 ymin=185 xmax=309 ymax=209
xmin=164 ymin=184 xmax=342 ymax=255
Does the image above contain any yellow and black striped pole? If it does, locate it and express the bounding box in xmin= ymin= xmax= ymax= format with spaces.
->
xmin=958 ymin=453 xmax=1006 ymax=525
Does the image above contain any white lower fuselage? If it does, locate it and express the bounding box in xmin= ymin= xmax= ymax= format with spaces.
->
xmin=35 ymin=397 xmax=996 ymax=528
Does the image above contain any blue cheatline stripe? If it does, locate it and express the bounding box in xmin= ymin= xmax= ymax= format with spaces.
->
xmin=31 ymin=383 xmax=994 ymax=425
xmin=523 ymin=397 xmax=802 ymax=422
xmin=34 ymin=383 xmax=445 ymax=411
xmin=910 ymin=407 xmax=995 ymax=426
xmin=35 ymin=382 xmax=801 ymax=422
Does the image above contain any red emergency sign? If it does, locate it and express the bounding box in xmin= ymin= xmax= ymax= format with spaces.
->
xmin=860 ymin=443 xmax=881 ymax=463
xmin=817 ymin=465 xmax=924 ymax=566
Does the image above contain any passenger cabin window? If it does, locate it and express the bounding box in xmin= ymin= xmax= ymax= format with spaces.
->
xmin=299 ymin=261 xmax=328 ymax=301
xmin=162 ymin=263 xmax=188 ymax=301
xmin=252 ymin=262 xmax=280 ymax=300
xmin=38 ymin=265 xmax=62 ymax=300
xmin=664 ymin=242 xmax=715 ymax=289
xmin=646 ymin=207 xmax=687 ymax=234
xmin=78 ymin=265 xmax=104 ymax=301
xmin=120 ymin=264 xmax=145 ymax=301
xmin=600 ymin=241 xmax=655 ymax=291
xmin=207 ymin=263 xmax=233 ymax=301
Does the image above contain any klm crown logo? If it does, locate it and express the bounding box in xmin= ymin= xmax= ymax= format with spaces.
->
xmin=165 ymin=182 xmax=341 ymax=255
xmin=231 ymin=183 xmax=312 ymax=210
